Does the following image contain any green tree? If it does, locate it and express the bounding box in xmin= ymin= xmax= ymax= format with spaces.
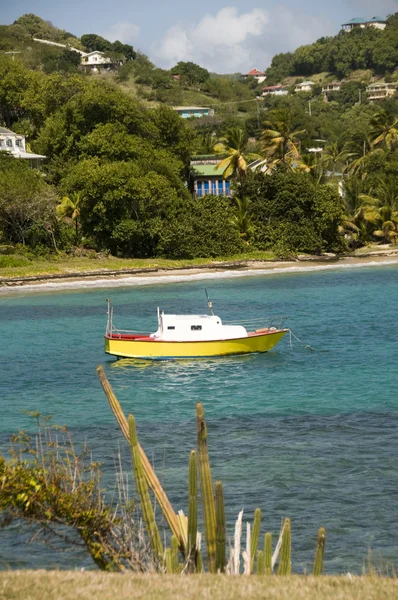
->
xmin=214 ymin=127 xmax=258 ymax=180
xmin=0 ymin=158 xmax=57 ymax=246
xmin=56 ymin=191 xmax=83 ymax=239
xmin=262 ymin=109 xmax=306 ymax=170
xmin=81 ymin=33 xmax=112 ymax=53
xmin=170 ymin=61 xmax=210 ymax=85
xmin=158 ymin=195 xmax=244 ymax=258
xmin=239 ymin=168 xmax=345 ymax=255
xmin=370 ymin=111 xmax=398 ymax=151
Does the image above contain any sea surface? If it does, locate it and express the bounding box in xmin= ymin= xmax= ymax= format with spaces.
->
xmin=1 ymin=264 xmax=397 ymax=573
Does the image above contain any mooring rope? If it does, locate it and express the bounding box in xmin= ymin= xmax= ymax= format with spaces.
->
xmin=288 ymin=329 xmax=328 ymax=353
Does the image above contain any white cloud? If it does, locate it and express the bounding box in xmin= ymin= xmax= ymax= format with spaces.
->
xmin=153 ymin=5 xmax=334 ymax=73
xmin=103 ymin=22 xmax=140 ymax=44
xmin=153 ymin=7 xmax=269 ymax=73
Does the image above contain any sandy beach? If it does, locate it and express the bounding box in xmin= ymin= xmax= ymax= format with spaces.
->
xmin=1 ymin=252 xmax=398 ymax=294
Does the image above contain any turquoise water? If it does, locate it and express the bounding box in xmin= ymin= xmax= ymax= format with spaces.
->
xmin=1 ymin=265 xmax=398 ymax=573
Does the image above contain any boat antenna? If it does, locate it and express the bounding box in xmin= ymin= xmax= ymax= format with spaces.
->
xmin=205 ymin=289 xmax=214 ymax=315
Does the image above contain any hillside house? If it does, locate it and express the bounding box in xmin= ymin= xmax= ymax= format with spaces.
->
xmin=366 ymin=82 xmax=398 ymax=101
xmin=191 ymin=156 xmax=231 ymax=197
xmin=341 ymin=17 xmax=386 ymax=32
xmin=81 ymin=51 xmax=120 ymax=72
xmin=262 ymin=85 xmax=289 ymax=97
xmin=0 ymin=127 xmax=46 ymax=168
xmin=242 ymin=68 xmax=266 ymax=84
xmin=295 ymin=81 xmax=315 ymax=93
xmin=172 ymin=106 xmax=214 ymax=119
xmin=322 ymin=81 xmax=343 ymax=95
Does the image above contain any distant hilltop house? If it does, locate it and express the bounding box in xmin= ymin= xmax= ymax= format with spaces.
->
xmin=0 ymin=126 xmax=46 ymax=168
xmin=366 ymin=82 xmax=398 ymax=101
xmin=341 ymin=17 xmax=387 ymax=32
xmin=33 ymin=38 xmax=122 ymax=72
xmin=80 ymin=50 xmax=122 ymax=72
xmin=262 ymin=85 xmax=289 ymax=97
xmin=172 ymin=106 xmax=214 ymax=119
xmin=322 ymin=81 xmax=344 ymax=95
xmin=242 ymin=68 xmax=266 ymax=84
xmin=295 ymin=81 xmax=315 ymax=93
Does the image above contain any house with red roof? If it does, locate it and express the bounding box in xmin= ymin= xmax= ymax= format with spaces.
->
xmin=242 ymin=68 xmax=266 ymax=84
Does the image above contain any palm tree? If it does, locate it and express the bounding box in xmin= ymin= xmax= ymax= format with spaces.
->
xmin=56 ymin=191 xmax=83 ymax=240
xmin=261 ymin=109 xmax=306 ymax=171
xmin=321 ymin=141 xmax=354 ymax=177
xmin=230 ymin=197 xmax=254 ymax=243
xmin=339 ymin=177 xmax=377 ymax=245
xmin=360 ymin=175 xmax=398 ymax=243
xmin=214 ymin=127 xmax=259 ymax=180
xmin=197 ymin=132 xmax=217 ymax=155
xmin=370 ymin=111 xmax=398 ymax=151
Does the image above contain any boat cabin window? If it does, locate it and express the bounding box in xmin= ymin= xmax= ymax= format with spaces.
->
xmin=191 ymin=325 xmax=202 ymax=331
xmin=167 ymin=326 xmax=175 ymax=330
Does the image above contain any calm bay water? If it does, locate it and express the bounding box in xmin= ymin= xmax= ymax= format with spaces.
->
xmin=1 ymin=264 xmax=397 ymax=573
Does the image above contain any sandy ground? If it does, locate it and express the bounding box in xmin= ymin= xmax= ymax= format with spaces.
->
xmin=1 ymin=253 xmax=398 ymax=292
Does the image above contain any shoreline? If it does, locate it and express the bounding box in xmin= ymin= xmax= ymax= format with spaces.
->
xmin=1 ymin=253 xmax=398 ymax=294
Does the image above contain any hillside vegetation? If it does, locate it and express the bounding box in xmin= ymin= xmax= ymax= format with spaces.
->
xmin=266 ymin=14 xmax=398 ymax=83
xmin=0 ymin=13 xmax=398 ymax=269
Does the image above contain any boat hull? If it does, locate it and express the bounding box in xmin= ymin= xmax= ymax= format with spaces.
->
xmin=104 ymin=330 xmax=288 ymax=360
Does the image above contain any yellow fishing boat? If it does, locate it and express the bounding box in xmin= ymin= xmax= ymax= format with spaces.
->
xmin=104 ymin=294 xmax=288 ymax=360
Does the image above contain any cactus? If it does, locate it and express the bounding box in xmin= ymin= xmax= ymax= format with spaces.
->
xmin=196 ymin=402 xmax=217 ymax=573
xmin=215 ymin=481 xmax=226 ymax=573
xmin=256 ymin=550 xmax=265 ymax=575
xmin=313 ymin=527 xmax=326 ymax=576
xmin=128 ymin=414 xmax=164 ymax=564
xmin=97 ymin=366 xmax=182 ymax=547
xmin=171 ymin=535 xmax=179 ymax=573
xmin=277 ymin=518 xmax=291 ymax=575
xmin=264 ymin=532 xmax=272 ymax=575
xmin=250 ymin=508 xmax=262 ymax=573
xmin=187 ymin=450 xmax=197 ymax=569
xmin=165 ymin=548 xmax=173 ymax=573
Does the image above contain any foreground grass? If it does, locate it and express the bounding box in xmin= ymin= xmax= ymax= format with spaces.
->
xmin=0 ymin=251 xmax=277 ymax=280
xmin=0 ymin=573 xmax=397 ymax=600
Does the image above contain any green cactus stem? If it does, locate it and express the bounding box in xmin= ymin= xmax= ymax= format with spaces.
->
xmin=187 ymin=450 xmax=198 ymax=569
xmin=313 ymin=527 xmax=326 ymax=576
xmin=171 ymin=535 xmax=179 ymax=573
xmin=264 ymin=532 xmax=272 ymax=575
xmin=250 ymin=508 xmax=262 ymax=573
xmin=128 ymin=414 xmax=164 ymax=564
xmin=97 ymin=366 xmax=181 ymax=547
xmin=256 ymin=550 xmax=265 ymax=575
xmin=165 ymin=548 xmax=173 ymax=573
xmin=215 ymin=480 xmax=226 ymax=573
xmin=196 ymin=402 xmax=217 ymax=574
xmin=277 ymin=518 xmax=291 ymax=575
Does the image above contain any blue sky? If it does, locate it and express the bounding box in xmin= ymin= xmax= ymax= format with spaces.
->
xmin=2 ymin=0 xmax=398 ymax=72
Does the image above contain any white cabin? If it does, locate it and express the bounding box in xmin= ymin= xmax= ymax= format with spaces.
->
xmin=152 ymin=311 xmax=247 ymax=342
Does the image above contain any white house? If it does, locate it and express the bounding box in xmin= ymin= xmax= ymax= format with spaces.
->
xmin=80 ymin=51 xmax=120 ymax=72
xmin=295 ymin=81 xmax=315 ymax=93
xmin=366 ymin=82 xmax=398 ymax=101
xmin=322 ymin=81 xmax=344 ymax=95
xmin=341 ymin=17 xmax=387 ymax=32
xmin=0 ymin=126 xmax=46 ymax=168
xmin=262 ymin=85 xmax=289 ymax=97
xmin=242 ymin=68 xmax=266 ymax=84
xmin=172 ymin=106 xmax=214 ymax=119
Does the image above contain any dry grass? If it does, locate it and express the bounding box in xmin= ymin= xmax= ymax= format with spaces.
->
xmin=0 ymin=572 xmax=397 ymax=600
